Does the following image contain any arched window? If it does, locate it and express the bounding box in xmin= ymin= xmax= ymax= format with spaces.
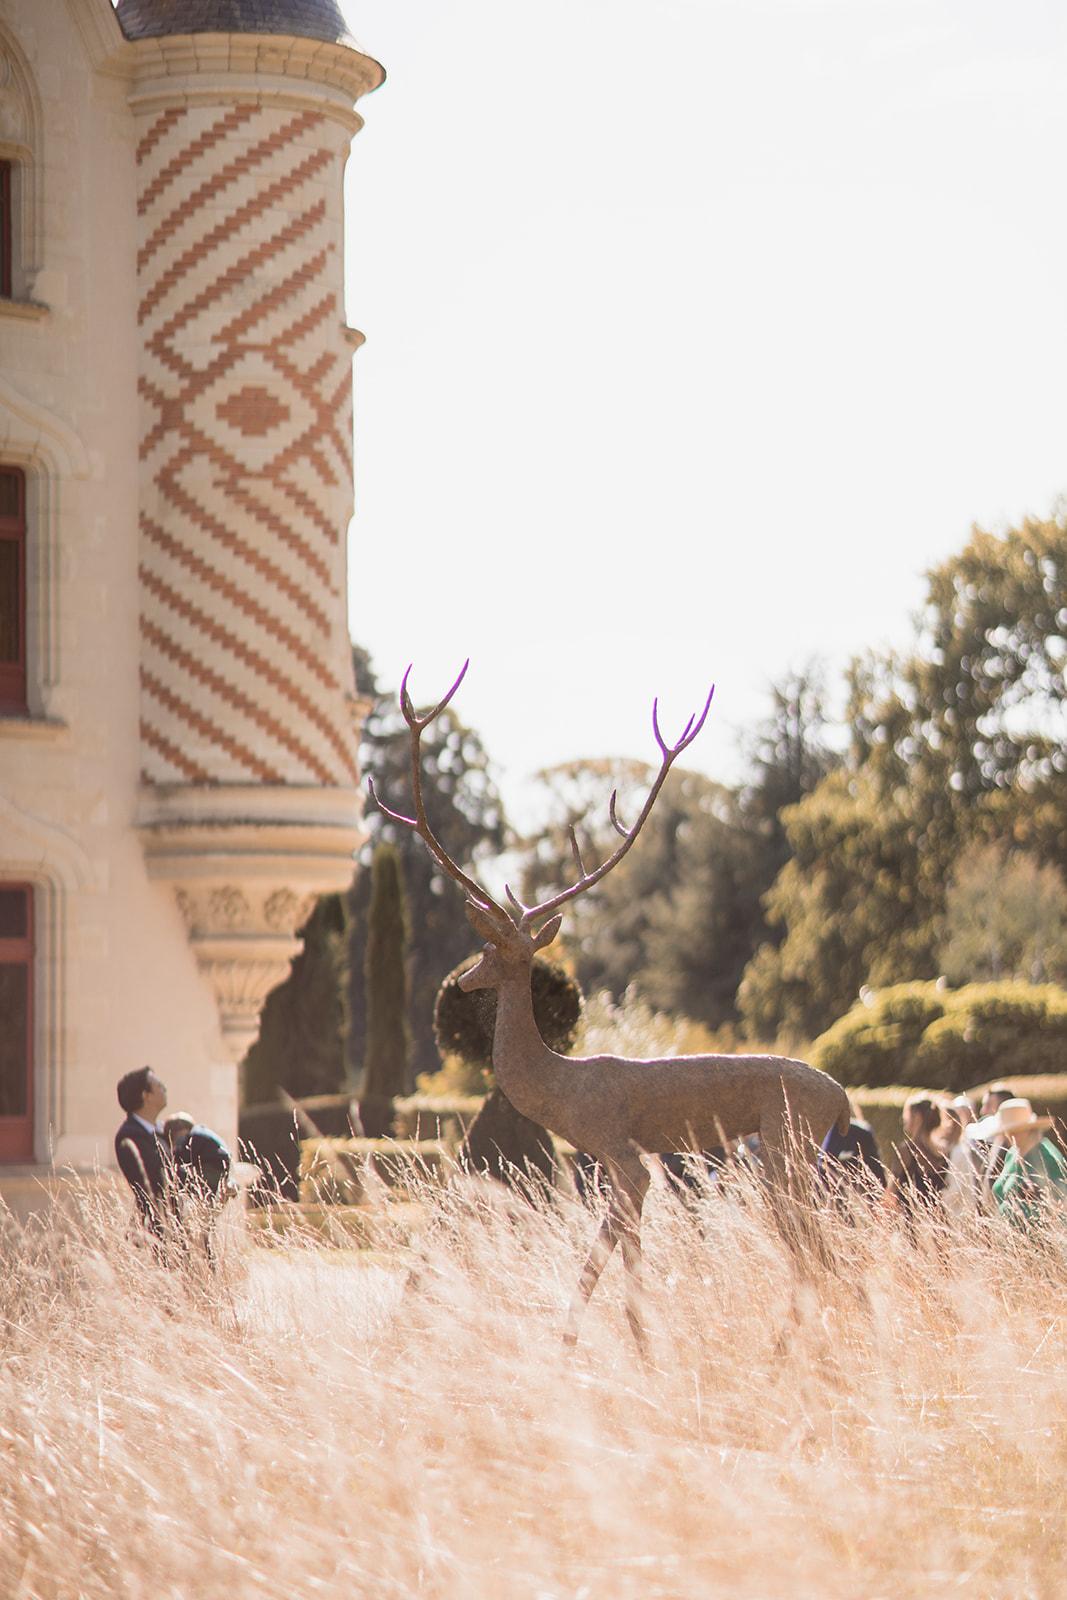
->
xmin=0 ymin=29 xmax=43 ymax=305
xmin=0 ymin=465 xmax=25 ymax=711
xmin=0 ymin=883 xmax=33 ymax=1161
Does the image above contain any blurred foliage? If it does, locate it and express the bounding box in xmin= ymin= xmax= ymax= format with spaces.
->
xmin=360 ymin=843 xmax=411 ymax=1133
xmin=741 ymin=512 xmax=1067 ymax=1038
xmin=737 ymin=771 xmax=941 ymax=1041
xmin=242 ymin=897 xmax=350 ymax=1104
xmin=939 ymin=842 xmax=1067 ymax=985
xmin=517 ymin=664 xmax=835 ymax=1036
xmin=345 ymin=647 xmax=508 ymax=1085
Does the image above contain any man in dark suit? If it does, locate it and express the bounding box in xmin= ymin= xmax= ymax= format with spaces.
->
xmin=114 ymin=1067 xmax=171 ymax=1235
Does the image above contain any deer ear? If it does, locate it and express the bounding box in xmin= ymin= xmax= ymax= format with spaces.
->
xmin=465 ymin=898 xmax=503 ymax=943
xmin=532 ymin=914 xmax=563 ymax=951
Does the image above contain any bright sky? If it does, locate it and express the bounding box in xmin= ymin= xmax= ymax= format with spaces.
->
xmin=341 ymin=0 xmax=1067 ymax=822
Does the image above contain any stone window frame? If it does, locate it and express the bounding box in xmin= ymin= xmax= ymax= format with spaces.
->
xmin=0 ymin=380 xmax=91 ymax=730
xmin=0 ymin=23 xmax=44 ymax=311
xmin=0 ymin=803 xmax=91 ymax=1167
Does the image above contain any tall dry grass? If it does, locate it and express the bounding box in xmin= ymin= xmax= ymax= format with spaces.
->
xmin=2 ymin=1157 xmax=1066 ymax=1599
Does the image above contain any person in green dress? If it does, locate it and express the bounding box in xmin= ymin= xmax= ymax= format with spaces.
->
xmin=986 ymin=1098 xmax=1067 ymax=1230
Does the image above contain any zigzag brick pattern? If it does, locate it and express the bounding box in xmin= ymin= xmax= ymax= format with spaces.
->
xmin=136 ymin=101 xmax=359 ymax=787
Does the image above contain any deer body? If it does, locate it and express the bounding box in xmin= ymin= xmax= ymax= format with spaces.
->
xmin=485 ymin=964 xmax=847 ymax=1163
xmin=371 ymin=663 xmax=851 ymax=1353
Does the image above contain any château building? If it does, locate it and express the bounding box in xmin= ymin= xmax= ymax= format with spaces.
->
xmin=0 ymin=0 xmax=382 ymax=1206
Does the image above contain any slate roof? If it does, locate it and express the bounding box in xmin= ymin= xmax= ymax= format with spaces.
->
xmin=115 ymin=0 xmax=355 ymax=48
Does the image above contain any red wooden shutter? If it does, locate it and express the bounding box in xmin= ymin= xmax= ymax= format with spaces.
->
xmin=0 ymin=884 xmax=34 ymax=1162
xmin=0 ymin=466 xmax=26 ymax=713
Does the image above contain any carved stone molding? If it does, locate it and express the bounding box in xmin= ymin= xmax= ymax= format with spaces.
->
xmin=195 ymin=940 xmax=302 ymax=1063
xmin=138 ymin=784 xmax=364 ymax=1062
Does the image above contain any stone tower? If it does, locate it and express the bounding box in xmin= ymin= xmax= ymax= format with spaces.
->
xmin=118 ymin=0 xmax=383 ymax=1067
xmin=0 ymin=0 xmax=381 ymax=1185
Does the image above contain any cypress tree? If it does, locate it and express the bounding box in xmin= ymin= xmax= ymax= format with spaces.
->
xmin=242 ymin=895 xmax=349 ymax=1105
xmin=360 ymin=843 xmax=410 ymax=1135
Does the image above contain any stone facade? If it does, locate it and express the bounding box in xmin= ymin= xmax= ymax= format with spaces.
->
xmin=0 ymin=0 xmax=382 ymax=1178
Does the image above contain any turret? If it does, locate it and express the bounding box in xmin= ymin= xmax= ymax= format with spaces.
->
xmin=117 ymin=0 xmax=383 ymax=1065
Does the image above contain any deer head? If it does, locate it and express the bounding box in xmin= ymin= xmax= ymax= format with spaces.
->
xmin=368 ymin=661 xmax=714 ymax=990
xmin=458 ymin=900 xmax=563 ymax=992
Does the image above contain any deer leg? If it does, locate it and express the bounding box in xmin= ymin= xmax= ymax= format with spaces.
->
xmin=608 ymin=1153 xmax=651 ymax=1360
xmin=563 ymin=1213 xmax=620 ymax=1349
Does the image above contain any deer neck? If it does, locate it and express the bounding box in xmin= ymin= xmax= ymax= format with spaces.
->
xmin=490 ymin=970 xmax=569 ymax=1129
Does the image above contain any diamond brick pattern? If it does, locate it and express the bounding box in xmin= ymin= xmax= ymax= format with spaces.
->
xmin=137 ymin=101 xmax=358 ymax=788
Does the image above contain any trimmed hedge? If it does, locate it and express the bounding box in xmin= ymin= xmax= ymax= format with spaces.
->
xmin=239 ymin=1095 xmax=360 ymax=1202
xmin=299 ymin=1136 xmax=451 ymax=1205
xmin=434 ymin=954 xmax=582 ymax=1069
xmin=391 ymin=1094 xmax=484 ymax=1144
xmin=812 ymin=982 xmax=1067 ymax=1094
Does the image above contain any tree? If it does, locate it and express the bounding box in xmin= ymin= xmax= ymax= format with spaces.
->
xmin=737 ymin=770 xmax=941 ymax=1043
xmin=741 ymin=511 xmax=1067 ymax=1040
xmin=242 ymin=896 xmax=349 ymax=1105
xmin=360 ymin=843 xmax=411 ymax=1135
xmin=850 ymin=512 xmax=1067 ymax=869
xmin=346 ymin=648 xmax=508 ymax=1082
xmin=939 ymin=843 xmax=1067 ymax=985
xmin=739 ymin=663 xmax=838 ymax=863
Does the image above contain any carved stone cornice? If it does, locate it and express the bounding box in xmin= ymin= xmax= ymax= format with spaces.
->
xmin=124 ymin=33 xmax=384 ymax=133
xmin=138 ymin=784 xmax=364 ymax=1060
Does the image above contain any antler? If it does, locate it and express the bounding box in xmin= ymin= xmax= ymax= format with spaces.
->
xmin=505 ymin=686 xmax=715 ymax=930
xmin=366 ymin=661 xmax=511 ymax=923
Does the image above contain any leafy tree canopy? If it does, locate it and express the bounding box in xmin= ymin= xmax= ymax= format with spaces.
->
xmin=939 ymin=842 xmax=1067 ymax=986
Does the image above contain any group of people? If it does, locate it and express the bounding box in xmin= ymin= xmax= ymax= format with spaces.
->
xmin=114 ymin=1066 xmax=234 ymax=1258
xmin=822 ymin=1085 xmax=1067 ymax=1229
xmin=111 ymin=1065 xmax=1064 ymax=1245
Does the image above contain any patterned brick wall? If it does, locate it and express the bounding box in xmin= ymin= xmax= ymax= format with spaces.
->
xmin=136 ymin=99 xmax=359 ymax=788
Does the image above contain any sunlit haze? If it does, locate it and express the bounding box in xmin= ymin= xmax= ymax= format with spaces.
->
xmin=342 ymin=0 xmax=1067 ymax=822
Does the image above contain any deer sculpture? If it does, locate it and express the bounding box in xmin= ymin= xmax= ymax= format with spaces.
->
xmin=369 ymin=663 xmax=850 ymax=1353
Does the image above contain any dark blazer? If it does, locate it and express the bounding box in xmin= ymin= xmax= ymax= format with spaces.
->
xmin=115 ymin=1115 xmax=169 ymax=1228
xmin=820 ymin=1118 xmax=887 ymax=1194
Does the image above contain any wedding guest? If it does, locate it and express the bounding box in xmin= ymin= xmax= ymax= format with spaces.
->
xmin=987 ymin=1098 xmax=1067 ymax=1231
xmin=940 ymin=1095 xmax=981 ymax=1216
xmin=968 ymin=1084 xmax=1020 ymax=1203
xmin=820 ymin=1099 xmax=886 ymax=1200
xmin=885 ymin=1095 xmax=949 ymax=1217
xmin=114 ymin=1067 xmax=171 ymax=1237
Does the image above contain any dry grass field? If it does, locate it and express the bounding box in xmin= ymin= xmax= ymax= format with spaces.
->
xmin=2 ymin=1158 xmax=1066 ymax=1600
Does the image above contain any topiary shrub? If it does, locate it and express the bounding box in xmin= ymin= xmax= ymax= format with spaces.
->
xmin=811 ymin=983 xmax=947 ymax=1089
xmin=433 ymin=954 xmax=583 ymax=1066
xmin=812 ymin=982 xmax=1067 ymax=1094
xmin=433 ymin=953 xmax=583 ymax=1192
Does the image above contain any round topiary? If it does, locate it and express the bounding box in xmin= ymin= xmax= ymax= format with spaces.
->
xmin=433 ymin=953 xmax=583 ymax=1069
